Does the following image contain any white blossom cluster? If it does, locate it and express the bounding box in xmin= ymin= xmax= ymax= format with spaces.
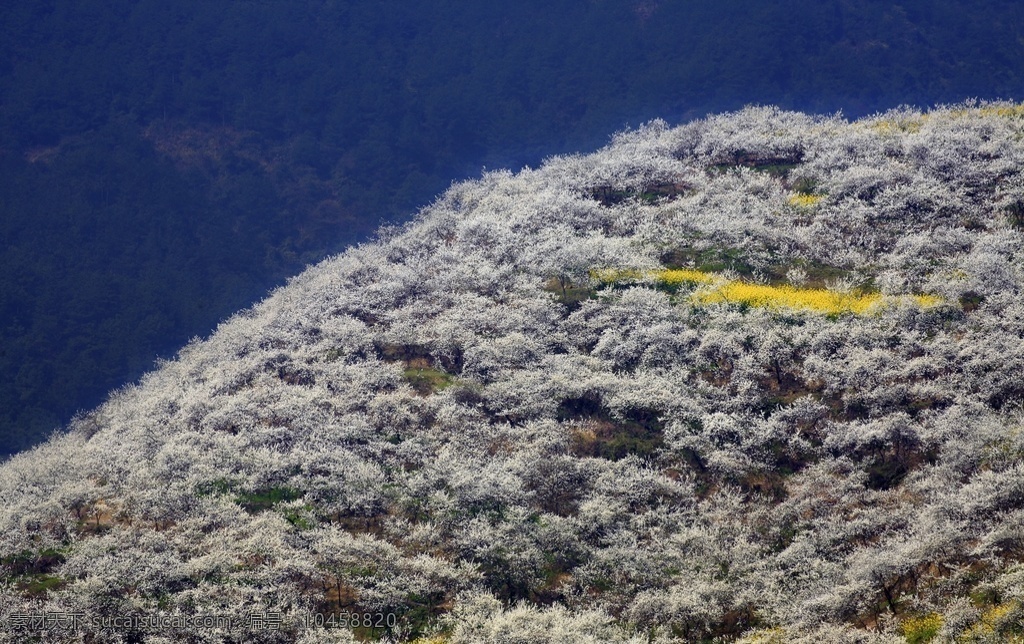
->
xmin=2 ymin=103 xmax=1024 ymax=643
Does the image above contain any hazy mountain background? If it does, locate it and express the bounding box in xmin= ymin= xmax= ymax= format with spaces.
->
xmin=2 ymin=0 xmax=1024 ymax=455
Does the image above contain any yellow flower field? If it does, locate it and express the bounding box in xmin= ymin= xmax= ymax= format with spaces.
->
xmin=693 ymin=281 xmax=941 ymax=315
xmin=591 ymin=267 xmax=942 ymax=315
xmin=787 ymin=193 xmax=824 ymax=208
xmin=652 ymin=268 xmax=718 ymax=285
xmin=693 ymin=280 xmax=884 ymax=314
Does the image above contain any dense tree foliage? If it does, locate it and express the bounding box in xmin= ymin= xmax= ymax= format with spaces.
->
xmin=2 ymin=104 xmax=1023 ymax=641
xmin=4 ymin=0 xmax=1024 ymax=454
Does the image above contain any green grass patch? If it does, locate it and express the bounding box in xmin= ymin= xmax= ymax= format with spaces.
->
xmin=543 ymin=276 xmax=597 ymax=310
xmin=235 ymin=486 xmax=303 ymax=513
xmin=590 ymin=182 xmax=691 ymax=206
xmin=404 ymin=365 xmax=454 ymax=396
xmin=766 ymin=258 xmax=861 ymax=289
xmin=197 ymin=478 xmax=236 ymax=497
xmin=1 ymin=548 xmax=68 ymax=576
xmin=660 ymin=246 xmax=864 ymax=291
xmin=660 ymin=246 xmax=757 ymax=277
xmin=750 ymin=162 xmax=800 ymax=178
xmin=17 ymin=574 xmax=67 ymax=596
xmin=201 ymin=477 xmax=310 ymax=517
xmin=2 ymin=548 xmax=70 ymax=598
xmin=560 ymin=397 xmax=664 ymax=461
xmin=708 ymin=159 xmax=801 ymax=179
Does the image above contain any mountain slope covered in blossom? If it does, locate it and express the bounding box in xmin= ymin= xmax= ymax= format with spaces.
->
xmin=3 ymin=104 xmax=1024 ymax=643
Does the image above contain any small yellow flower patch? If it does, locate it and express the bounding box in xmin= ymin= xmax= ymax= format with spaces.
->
xmin=787 ymin=193 xmax=824 ymax=208
xmin=900 ymin=612 xmax=942 ymax=643
xmin=692 ymin=281 xmax=884 ymax=315
xmin=651 ymin=268 xmax=717 ymax=285
xmin=912 ymin=293 xmax=944 ymax=308
xmin=961 ymin=600 xmax=1024 ymax=640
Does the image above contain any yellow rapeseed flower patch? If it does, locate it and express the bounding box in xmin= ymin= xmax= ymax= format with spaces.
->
xmin=912 ymin=294 xmax=944 ymax=308
xmin=787 ymin=193 xmax=824 ymax=208
xmin=900 ymin=612 xmax=943 ymax=643
xmin=960 ymin=600 xmax=1024 ymax=641
xmin=692 ymin=281 xmax=885 ymax=315
xmin=652 ymin=268 xmax=717 ymax=285
xmin=591 ymin=267 xmax=943 ymax=316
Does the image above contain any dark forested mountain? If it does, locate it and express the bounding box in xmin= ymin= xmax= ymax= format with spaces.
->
xmin=2 ymin=1 xmax=1024 ymax=454
xmin=2 ymin=104 xmax=1024 ymax=642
